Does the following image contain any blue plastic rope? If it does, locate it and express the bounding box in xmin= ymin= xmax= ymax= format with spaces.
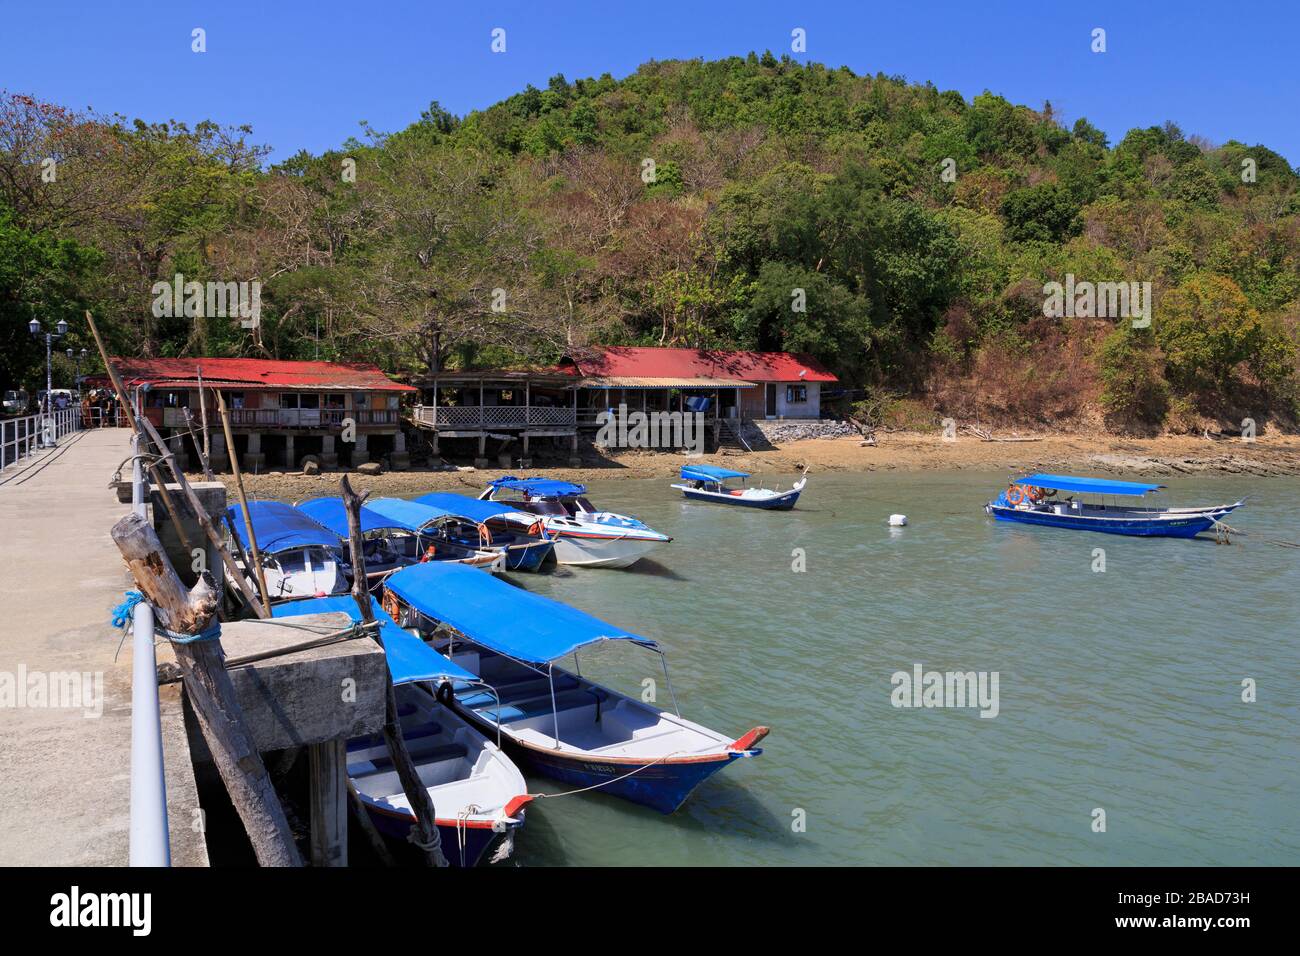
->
xmin=109 ymin=589 xmax=222 ymax=644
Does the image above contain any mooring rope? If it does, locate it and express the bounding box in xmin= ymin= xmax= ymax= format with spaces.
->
xmin=525 ymin=750 xmax=689 ymax=802
xmin=1211 ymin=519 xmax=1300 ymax=548
xmin=109 ymin=590 xmax=222 ymax=644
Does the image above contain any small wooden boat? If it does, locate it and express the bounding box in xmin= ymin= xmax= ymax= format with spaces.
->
xmin=296 ymin=497 xmax=503 ymax=578
xmin=478 ymin=477 xmax=670 ymax=569
xmin=271 ymin=594 xmax=530 ymax=866
xmin=414 ymin=493 xmax=556 ymax=572
xmin=383 ymin=562 xmax=768 ymax=814
xmin=985 ymin=473 xmax=1243 ymax=538
xmin=226 ymin=500 xmax=349 ymax=602
xmin=671 ymin=464 xmax=807 ymax=510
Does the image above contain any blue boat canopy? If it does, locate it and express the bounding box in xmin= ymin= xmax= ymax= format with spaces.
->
xmin=415 ymin=493 xmax=517 ymax=523
xmin=487 ymin=476 xmax=587 ymax=497
xmin=270 ymin=595 xmax=477 ymax=684
xmin=296 ymin=497 xmax=394 ymax=537
xmin=1011 ymin=473 xmax=1166 ymax=496
xmin=681 ymin=464 xmax=749 ymax=482
xmin=227 ymin=500 xmax=340 ymax=554
xmin=365 ymin=497 xmax=463 ymax=532
xmin=385 ymin=562 xmax=658 ymax=664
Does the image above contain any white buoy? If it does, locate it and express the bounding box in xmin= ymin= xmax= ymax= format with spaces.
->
xmin=889 ymin=514 xmax=908 ymax=527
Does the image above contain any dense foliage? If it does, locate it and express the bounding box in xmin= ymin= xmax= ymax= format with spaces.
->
xmin=2 ymin=54 xmax=1298 ymax=431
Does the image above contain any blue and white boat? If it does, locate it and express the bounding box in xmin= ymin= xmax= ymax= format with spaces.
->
xmin=227 ymin=500 xmax=349 ymax=602
xmin=383 ymin=562 xmax=768 ymax=814
xmin=479 ymin=477 xmax=671 ymax=569
xmin=296 ymin=496 xmax=503 ymax=578
xmin=414 ymin=493 xmax=556 ymax=572
xmin=671 ymin=464 xmax=807 ymax=510
xmin=272 ymin=595 xmax=530 ymax=866
xmin=985 ymin=473 xmax=1242 ymax=538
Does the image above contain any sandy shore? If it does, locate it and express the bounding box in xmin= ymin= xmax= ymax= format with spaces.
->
xmin=220 ymin=431 xmax=1300 ymax=501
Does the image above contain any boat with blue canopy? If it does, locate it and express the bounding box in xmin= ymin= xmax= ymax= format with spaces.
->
xmin=985 ymin=473 xmax=1242 ymax=538
xmin=671 ymin=463 xmax=807 ymax=510
xmin=296 ymin=496 xmax=502 ymax=577
xmin=272 ymin=595 xmax=529 ymax=866
xmin=382 ymin=562 xmax=768 ymax=813
xmin=226 ymin=500 xmax=348 ymax=602
xmin=412 ymin=493 xmax=555 ymax=572
xmin=479 ymin=476 xmax=670 ymax=569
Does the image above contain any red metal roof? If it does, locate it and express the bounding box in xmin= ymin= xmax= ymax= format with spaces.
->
xmin=105 ymin=357 xmax=415 ymax=392
xmin=561 ymin=347 xmax=838 ymax=384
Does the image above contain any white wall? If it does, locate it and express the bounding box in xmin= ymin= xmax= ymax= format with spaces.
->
xmin=775 ymin=381 xmax=820 ymax=419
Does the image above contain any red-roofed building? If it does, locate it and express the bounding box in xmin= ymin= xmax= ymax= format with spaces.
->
xmin=557 ymin=347 xmax=837 ymax=420
xmin=100 ymin=357 xmax=415 ymax=471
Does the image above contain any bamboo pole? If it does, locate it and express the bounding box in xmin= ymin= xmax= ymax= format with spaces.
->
xmin=110 ymin=511 xmax=302 ymax=866
xmin=216 ymin=389 xmax=272 ymax=611
xmin=82 ymin=310 xmax=196 ymax=554
xmin=197 ymin=366 xmax=212 ymax=481
xmin=341 ymin=474 xmax=447 ymax=867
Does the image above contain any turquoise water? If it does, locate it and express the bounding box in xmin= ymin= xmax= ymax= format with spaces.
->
xmin=466 ymin=471 xmax=1298 ymax=866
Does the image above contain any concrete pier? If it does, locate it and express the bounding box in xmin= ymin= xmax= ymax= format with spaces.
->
xmin=0 ymin=428 xmax=207 ymax=866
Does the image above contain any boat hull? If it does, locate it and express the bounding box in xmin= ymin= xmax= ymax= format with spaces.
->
xmin=677 ymin=486 xmax=802 ymax=510
xmin=448 ymin=701 xmax=753 ymax=813
xmin=986 ymin=503 xmax=1237 ymax=538
xmin=360 ymin=800 xmax=518 ymax=867
xmin=502 ymin=539 xmax=555 ymax=572
xmin=548 ymin=531 xmax=663 ymax=568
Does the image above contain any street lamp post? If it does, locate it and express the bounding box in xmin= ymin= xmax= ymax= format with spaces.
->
xmin=67 ymin=346 xmax=88 ymax=393
xmin=29 ymin=317 xmax=68 ymax=446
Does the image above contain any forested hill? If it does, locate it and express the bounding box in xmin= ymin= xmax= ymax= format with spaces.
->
xmin=2 ymin=54 xmax=1298 ymax=432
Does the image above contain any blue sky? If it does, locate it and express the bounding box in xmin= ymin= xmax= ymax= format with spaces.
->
xmin=3 ymin=1 xmax=1297 ymax=165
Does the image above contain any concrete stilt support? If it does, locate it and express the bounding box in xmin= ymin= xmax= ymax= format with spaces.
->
xmin=353 ymin=433 xmax=369 ymax=464
xmin=209 ymin=430 xmax=229 ymax=472
xmin=284 ymin=433 xmax=296 ymax=469
xmin=168 ymin=431 xmax=188 ymax=472
xmin=389 ymin=429 xmax=410 ymax=471
xmin=320 ymin=434 xmax=338 ymax=469
xmin=308 ymin=739 xmax=347 ymax=867
xmin=244 ymin=431 xmax=265 ymax=472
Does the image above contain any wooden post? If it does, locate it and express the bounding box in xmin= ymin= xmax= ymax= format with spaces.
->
xmin=341 ymin=474 xmax=448 ymax=867
xmin=137 ymin=411 xmax=268 ymax=618
xmin=216 ymin=389 xmax=272 ymax=611
xmin=197 ymin=367 xmax=213 ymax=481
xmin=82 ymin=312 xmax=197 ymax=553
xmin=347 ymin=779 xmax=396 ymax=866
xmin=308 ymin=739 xmax=347 ymax=867
xmin=110 ymin=512 xmax=302 ymax=866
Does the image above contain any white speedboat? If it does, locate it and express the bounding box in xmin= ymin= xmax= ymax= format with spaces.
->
xmin=479 ymin=476 xmax=670 ymax=569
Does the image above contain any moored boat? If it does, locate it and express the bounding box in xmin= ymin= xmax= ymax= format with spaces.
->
xmin=226 ymin=500 xmax=349 ymax=602
xmin=671 ymin=464 xmax=807 ymax=510
xmin=271 ymin=594 xmax=530 ymax=866
xmin=478 ymin=476 xmax=670 ymax=569
xmin=413 ymin=492 xmax=556 ymax=572
xmin=382 ymin=561 xmax=768 ymax=814
xmin=985 ymin=473 xmax=1242 ymax=538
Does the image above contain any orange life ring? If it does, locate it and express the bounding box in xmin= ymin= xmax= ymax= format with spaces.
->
xmin=1027 ymin=486 xmax=1046 ymax=504
xmin=478 ymin=523 xmax=493 ymax=547
xmin=1007 ymin=485 xmax=1027 ymax=505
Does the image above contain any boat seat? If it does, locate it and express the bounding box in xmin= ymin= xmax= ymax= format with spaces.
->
xmin=351 ymin=741 xmax=468 ymax=777
xmin=347 ymin=722 xmax=441 ymax=753
xmin=456 ymin=675 xmax=580 ymax=709
xmin=475 ymin=687 xmax=606 ymax=724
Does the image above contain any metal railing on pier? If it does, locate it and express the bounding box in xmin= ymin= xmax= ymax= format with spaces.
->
xmin=0 ymin=407 xmax=83 ymax=473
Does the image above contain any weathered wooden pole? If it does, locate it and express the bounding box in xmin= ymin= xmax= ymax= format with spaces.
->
xmin=110 ymin=511 xmax=302 ymax=866
xmin=197 ymin=366 xmax=212 ymax=481
xmin=308 ymin=739 xmax=347 ymax=867
xmin=216 ymin=389 xmax=272 ymax=611
xmin=341 ymin=474 xmax=447 ymax=867
xmin=347 ymin=779 xmax=396 ymax=866
xmin=82 ymin=310 xmax=196 ymax=553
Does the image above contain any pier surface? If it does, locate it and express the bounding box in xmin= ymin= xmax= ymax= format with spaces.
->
xmin=0 ymin=428 xmax=206 ymax=866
